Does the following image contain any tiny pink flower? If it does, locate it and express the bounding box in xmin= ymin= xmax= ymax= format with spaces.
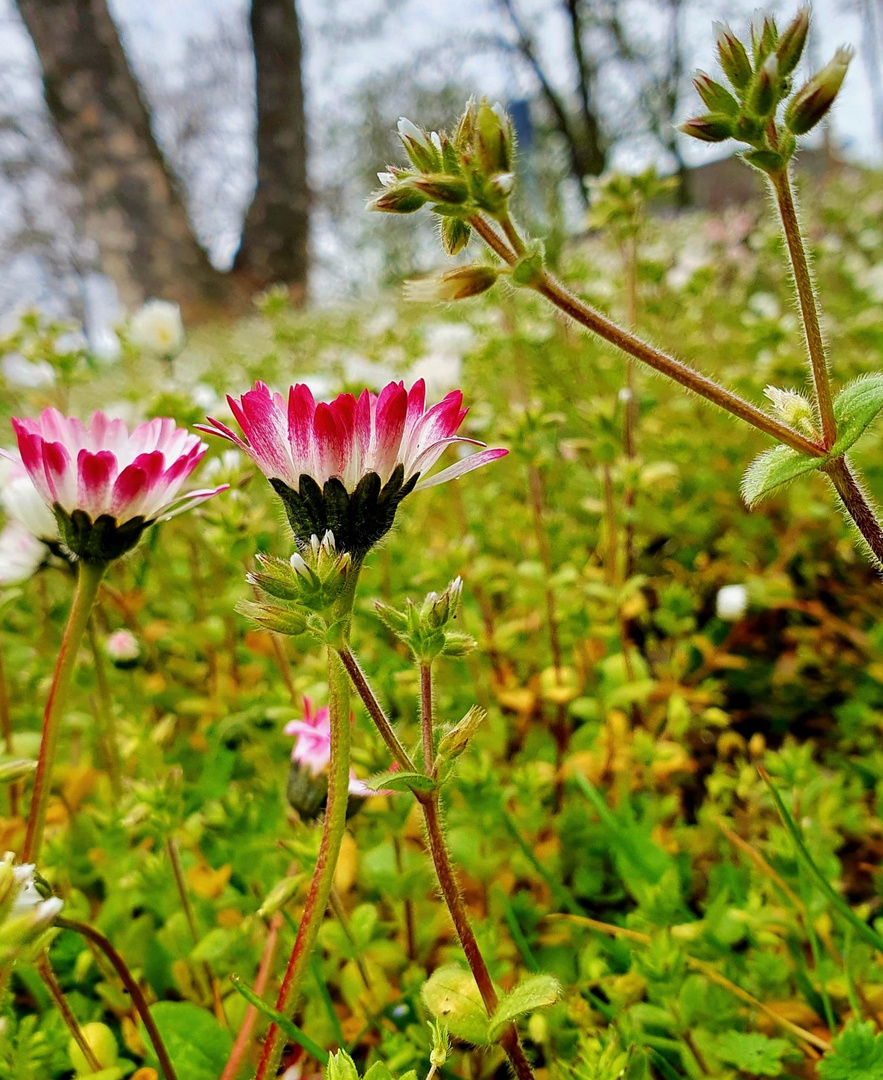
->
xmin=284 ymin=697 xmax=387 ymax=799
xmin=10 ymin=408 xmax=226 ymax=561
xmin=105 ymin=629 xmax=141 ymax=668
xmin=198 ymin=379 xmax=507 ymax=556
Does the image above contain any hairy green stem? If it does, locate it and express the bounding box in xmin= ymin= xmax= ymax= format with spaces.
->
xmin=348 ymin=658 xmax=536 ymax=1080
xmin=771 ymin=167 xmax=837 ymax=448
xmin=823 ymin=456 xmax=883 ymax=567
xmin=468 ymin=214 xmax=824 ymax=458
xmin=58 ymin=916 xmax=178 ymax=1080
xmin=87 ymin=617 xmax=121 ymax=799
xmin=37 ymin=953 xmax=103 ymax=1072
xmin=23 ymin=559 xmax=107 ymax=865
xmin=337 ymin=646 xmax=415 ymax=771
xmin=255 ymin=576 xmax=359 ymax=1079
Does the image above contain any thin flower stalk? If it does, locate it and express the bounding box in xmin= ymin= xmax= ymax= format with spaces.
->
xmin=36 ymin=954 xmax=103 ymax=1072
xmin=343 ymin=652 xmax=536 ymax=1080
xmin=769 ymin=167 xmax=836 ymax=448
xmin=22 ymin=558 xmax=106 ymax=864
xmin=255 ymin=580 xmax=359 ymax=1080
xmin=58 ymin=916 xmax=179 ymax=1080
xmin=467 ymin=214 xmax=824 ymax=458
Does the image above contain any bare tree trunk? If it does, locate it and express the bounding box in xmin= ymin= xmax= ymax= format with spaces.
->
xmin=234 ymin=0 xmax=310 ymax=300
xmin=15 ymin=0 xmax=231 ymax=313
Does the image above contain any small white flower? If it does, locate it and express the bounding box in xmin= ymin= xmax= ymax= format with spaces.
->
xmin=0 ymin=454 xmax=59 ymax=540
xmin=397 ymin=117 xmax=431 ymax=151
xmin=128 ymin=299 xmax=185 ymax=358
xmin=716 ymin=584 xmax=748 ymax=622
xmin=0 ymin=524 xmax=45 ymax=586
xmin=1 ymin=353 xmax=55 ymax=389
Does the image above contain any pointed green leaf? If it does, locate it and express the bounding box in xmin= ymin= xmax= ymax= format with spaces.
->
xmin=741 ymin=443 xmax=823 ymax=507
xmin=365 ymin=770 xmax=437 ymax=793
xmin=830 ymin=373 xmax=883 ymax=455
xmin=742 ymin=374 xmax=883 ymax=506
xmin=421 ymin=965 xmax=490 ymax=1045
xmin=142 ymin=1002 xmax=233 ymax=1080
xmin=229 ymin=976 xmax=328 ymax=1063
xmin=486 ymin=975 xmax=561 ymax=1042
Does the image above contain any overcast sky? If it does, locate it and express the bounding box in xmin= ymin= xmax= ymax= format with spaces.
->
xmin=0 ymin=0 xmax=878 ymax=317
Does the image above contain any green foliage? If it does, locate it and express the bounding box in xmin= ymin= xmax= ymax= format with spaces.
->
xmin=143 ymin=1003 xmax=232 ymax=1080
xmin=487 ymin=974 xmax=560 ymax=1040
xmin=817 ymin=1021 xmax=883 ymax=1079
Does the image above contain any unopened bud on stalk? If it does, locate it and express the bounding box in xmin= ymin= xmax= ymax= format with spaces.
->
xmin=412 ymin=174 xmax=470 ymax=205
xmin=763 ymin=385 xmax=817 ymax=434
xmin=397 ymin=117 xmax=441 ymax=172
xmin=436 ymin=705 xmax=485 ymax=762
xmin=714 ymin=22 xmax=753 ymax=92
xmin=784 ymin=47 xmax=853 ymax=134
xmin=750 ymin=14 xmax=779 ymax=64
xmin=776 ymin=8 xmax=810 ymax=77
xmin=368 ymin=183 xmax=427 ymax=214
xmin=404 ymin=265 xmax=499 ymax=303
xmin=422 ymin=576 xmax=463 ymax=629
xmin=440 ymin=216 xmax=471 ymax=256
xmin=692 ymin=72 xmax=739 ymax=115
xmin=476 ymin=101 xmax=513 ymax=175
xmin=236 ymin=599 xmax=307 ymax=636
xmin=258 ymin=874 xmax=305 ymax=918
xmin=748 ymin=54 xmax=779 ymax=117
xmin=679 ymin=113 xmax=734 ymax=143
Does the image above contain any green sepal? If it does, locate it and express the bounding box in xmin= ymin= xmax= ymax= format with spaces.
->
xmin=54 ymin=505 xmax=147 ymax=563
xmin=421 ymin=965 xmax=490 ymax=1045
xmin=742 ymin=373 xmax=883 ymax=507
xmin=271 ymin=464 xmax=418 ymax=558
xmin=486 ymin=974 xmax=561 ymax=1042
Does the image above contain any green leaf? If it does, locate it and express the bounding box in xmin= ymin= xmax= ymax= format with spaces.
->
xmin=830 ymin=374 xmax=883 ymax=456
xmin=712 ymin=1031 xmax=793 ymax=1076
xmin=365 ymin=770 xmax=437 ymax=793
xmin=363 ymin=1063 xmax=395 ymax=1080
xmin=818 ymin=1020 xmax=883 ymax=1079
xmin=421 ymin=966 xmax=490 ymax=1045
xmin=229 ymin=976 xmax=328 ymax=1063
xmin=328 ymin=1050 xmax=360 ymax=1080
xmin=143 ymin=1002 xmax=233 ymax=1080
xmin=742 ymin=374 xmax=883 ymax=507
xmin=486 ymin=974 xmax=560 ymax=1041
xmin=741 ymin=443 xmax=824 ymax=507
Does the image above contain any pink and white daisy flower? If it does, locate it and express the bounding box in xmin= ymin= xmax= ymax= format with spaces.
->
xmin=10 ymin=408 xmax=226 ymax=562
xmin=198 ymin=379 xmax=507 ymax=555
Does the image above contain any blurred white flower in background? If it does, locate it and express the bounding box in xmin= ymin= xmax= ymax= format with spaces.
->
xmin=0 ymin=523 xmax=45 ymax=585
xmin=746 ymin=292 xmax=781 ymax=320
xmin=0 ymin=353 xmax=55 ymax=388
xmin=128 ymin=299 xmax=185 ymax=358
xmin=716 ymin=584 xmax=748 ymax=622
xmin=0 ymin=454 xmax=58 ymax=540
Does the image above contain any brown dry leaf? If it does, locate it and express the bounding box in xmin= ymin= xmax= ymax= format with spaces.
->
xmin=62 ymin=765 xmax=98 ymax=810
xmin=217 ymin=907 xmax=243 ymax=929
xmin=495 ymin=686 xmax=537 ymax=713
xmin=130 ymin=1071 xmax=158 ymax=1080
xmin=122 ymin=1015 xmax=146 ymax=1058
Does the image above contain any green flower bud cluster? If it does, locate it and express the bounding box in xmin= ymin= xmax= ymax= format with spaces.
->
xmin=0 ymin=855 xmax=63 ymax=965
xmin=369 ymin=98 xmax=515 ymax=260
xmin=375 ymin=577 xmax=475 ymax=663
xmin=241 ymin=530 xmax=353 ymax=640
xmin=680 ymin=9 xmax=852 ymax=174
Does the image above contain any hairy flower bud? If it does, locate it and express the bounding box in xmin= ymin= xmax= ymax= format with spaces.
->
xmin=411 ymin=174 xmax=470 ymax=205
xmin=750 ymin=14 xmax=778 ymax=65
xmin=764 ymin=385 xmax=817 ymax=434
xmin=236 ymin=599 xmax=307 ymax=636
xmin=368 ymin=183 xmax=428 ymax=214
xmin=785 ymin=47 xmax=853 ymax=134
xmin=440 ymin=216 xmax=472 ymax=256
xmin=714 ymin=22 xmax=753 ymax=92
xmin=692 ymin=72 xmax=739 ymax=116
xmin=679 ymin=113 xmax=734 ymax=143
xmin=404 ymin=265 xmax=500 ymax=303
xmin=436 ymin=705 xmax=485 ymax=762
xmin=476 ymin=101 xmax=513 ymax=175
xmin=748 ymin=54 xmax=779 ymax=118
xmin=776 ymin=8 xmax=810 ymax=77
xmin=397 ymin=117 xmax=441 ymax=172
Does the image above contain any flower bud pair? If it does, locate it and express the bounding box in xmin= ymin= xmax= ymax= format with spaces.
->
xmin=375 ymin=578 xmax=475 ymax=663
